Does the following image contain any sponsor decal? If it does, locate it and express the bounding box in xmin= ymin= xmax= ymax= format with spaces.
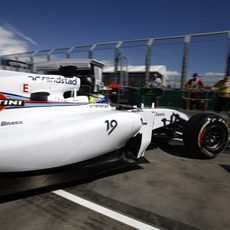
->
xmin=28 ymin=75 xmax=77 ymax=85
xmin=89 ymin=104 xmax=109 ymax=108
xmin=22 ymin=83 xmax=30 ymax=93
xmin=140 ymin=118 xmax=147 ymax=125
xmin=1 ymin=121 xmax=23 ymax=126
xmin=0 ymin=93 xmax=24 ymax=111
xmin=156 ymin=112 xmax=165 ymax=117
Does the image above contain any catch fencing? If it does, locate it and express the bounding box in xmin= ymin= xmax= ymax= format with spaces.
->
xmin=0 ymin=30 xmax=230 ymax=89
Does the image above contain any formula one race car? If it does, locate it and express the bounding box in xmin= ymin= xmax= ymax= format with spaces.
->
xmin=0 ymin=68 xmax=229 ymax=172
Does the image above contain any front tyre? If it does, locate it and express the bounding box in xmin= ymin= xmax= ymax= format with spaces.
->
xmin=183 ymin=113 xmax=229 ymax=158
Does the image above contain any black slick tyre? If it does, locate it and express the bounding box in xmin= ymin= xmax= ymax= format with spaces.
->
xmin=183 ymin=113 xmax=229 ymax=158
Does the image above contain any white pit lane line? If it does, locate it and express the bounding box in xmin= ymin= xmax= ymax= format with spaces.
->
xmin=52 ymin=189 xmax=160 ymax=230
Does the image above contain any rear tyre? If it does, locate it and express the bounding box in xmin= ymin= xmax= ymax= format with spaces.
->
xmin=183 ymin=113 xmax=229 ymax=158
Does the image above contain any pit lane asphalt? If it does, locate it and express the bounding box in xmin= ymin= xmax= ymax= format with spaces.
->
xmin=0 ymin=144 xmax=229 ymax=230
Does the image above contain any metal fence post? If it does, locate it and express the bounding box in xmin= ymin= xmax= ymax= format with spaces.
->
xmin=88 ymin=44 xmax=97 ymax=59
xmin=30 ymin=54 xmax=34 ymax=72
xmin=181 ymin=35 xmax=191 ymax=88
xmin=119 ymin=53 xmax=128 ymax=86
xmin=30 ymin=51 xmax=38 ymax=72
xmin=145 ymin=38 xmax=154 ymax=87
xmin=15 ymin=57 xmax=19 ymax=71
xmin=47 ymin=49 xmax=54 ymax=61
xmin=114 ymin=41 xmax=123 ymax=84
xmin=225 ymin=31 xmax=230 ymax=76
xmin=66 ymin=47 xmax=74 ymax=59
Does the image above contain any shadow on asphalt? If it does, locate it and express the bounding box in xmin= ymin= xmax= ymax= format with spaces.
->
xmin=220 ymin=164 xmax=230 ymax=173
xmin=156 ymin=142 xmax=205 ymax=160
xmin=157 ymin=142 xmax=229 ymax=159
xmin=0 ymin=160 xmax=142 ymax=204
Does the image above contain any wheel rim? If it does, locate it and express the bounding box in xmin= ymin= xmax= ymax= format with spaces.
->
xmin=203 ymin=125 xmax=226 ymax=153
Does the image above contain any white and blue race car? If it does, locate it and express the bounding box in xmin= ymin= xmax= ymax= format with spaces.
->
xmin=0 ymin=68 xmax=229 ymax=172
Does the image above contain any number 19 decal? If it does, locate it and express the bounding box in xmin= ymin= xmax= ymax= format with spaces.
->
xmin=105 ymin=120 xmax=118 ymax=135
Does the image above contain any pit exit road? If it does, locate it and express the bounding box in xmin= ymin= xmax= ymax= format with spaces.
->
xmin=0 ymin=144 xmax=229 ymax=230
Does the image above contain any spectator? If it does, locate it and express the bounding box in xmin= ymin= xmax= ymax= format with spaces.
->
xmin=185 ymin=73 xmax=204 ymax=89
xmin=184 ymin=73 xmax=205 ymax=110
xmin=212 ymin=76 xmax=230 ymax=112
xmin=150 ymin=75 xmax=163 ymax=88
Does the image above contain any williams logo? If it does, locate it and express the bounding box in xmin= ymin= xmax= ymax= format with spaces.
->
xmin=0 ymin=93 xmax=24 ymax=111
